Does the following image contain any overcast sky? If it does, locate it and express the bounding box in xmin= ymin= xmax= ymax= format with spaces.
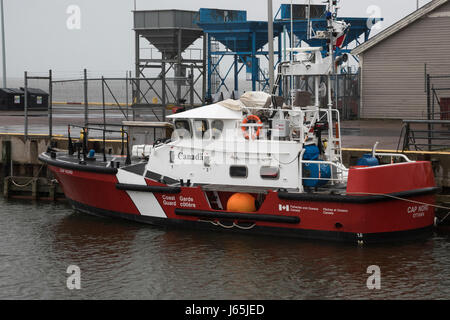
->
xmin=2 ymin=0 xmax=432 ymax=78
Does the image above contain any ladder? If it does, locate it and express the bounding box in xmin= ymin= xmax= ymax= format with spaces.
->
xmin=206 ymin=191 xmax=223 ymax=210
xmin=210 ymin=40 xmax=221 ymax=95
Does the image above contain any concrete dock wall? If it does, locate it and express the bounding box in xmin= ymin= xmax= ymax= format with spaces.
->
xmin=0 ymin=133 xmax=126 ymax=164
xmin=0 ymin=133 xmax=126 ymax=200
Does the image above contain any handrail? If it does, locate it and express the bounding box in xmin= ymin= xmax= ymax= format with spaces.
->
xmin=403 ymin=120 xmax=450 ymax=125
xmin=300 ymin=159 xmax=348 ymax=183
xmin=401 ymin=120 xmax=450 ymax=151
xmin=372 ymin=140 xmax=413 ymax=162
xmin=373 ymin=152 xmax=412 ymax=163
xmin=68 ymin=124 xmax=131 ymax=165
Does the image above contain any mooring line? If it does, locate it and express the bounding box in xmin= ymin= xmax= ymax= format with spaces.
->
xmin=198 ymin=219 xmax=256 ymax=230
xmin=9 ymin=164 xmax=45 ymax=188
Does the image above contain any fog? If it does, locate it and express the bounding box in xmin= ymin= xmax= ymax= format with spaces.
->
xmin=1 ymin=0 xmax=431 ymax=79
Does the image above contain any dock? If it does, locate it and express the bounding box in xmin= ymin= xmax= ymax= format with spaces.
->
xmin=0 ymin=133 xmax=127 ymax=200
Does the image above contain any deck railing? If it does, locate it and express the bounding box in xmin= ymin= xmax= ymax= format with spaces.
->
xmin=67 ymin=124 xmax=131 ymax=165
xmin=400 ymin=120 xmax=450 ymax=152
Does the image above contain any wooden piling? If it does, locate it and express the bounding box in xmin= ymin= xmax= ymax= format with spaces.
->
xmin=49 ymin=182 xmax=56 ymax=201
xmin=3 ymin=176 xmax=9 ymax=198
xmin=31 ymin=178 xmax=38 ymax=200
xmin=2 ymin=140 xmax=11 ymax=178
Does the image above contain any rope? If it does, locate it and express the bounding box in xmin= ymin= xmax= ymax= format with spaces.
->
xmin=274 ymin=152 xmax=301 ymax=165
xmin=9 ymin=164 xmax=45 ymax=188
xmin=10 ymin=179 xmax=34 ymax=188
xmin=199 ymin=219 xmax=256 ymax=230
xmin=232 ymin=222 xmax=256 ymax=230
xmin=438 ymin=211 xmax=450 ymax=224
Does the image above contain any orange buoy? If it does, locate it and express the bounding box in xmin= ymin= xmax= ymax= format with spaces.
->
xmin=226 ymin=193 xmax=256 ymax=213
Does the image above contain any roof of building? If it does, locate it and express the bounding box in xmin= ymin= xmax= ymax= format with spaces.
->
xmin=0 ymin=88 xmax=24 ymax=94
xmin=0 ymin=88 xmax=48 ymax=95
xmin=20 ymin=88 xmax=49 ymax=95
xmin=352 ymin=0 xmax=449 ymax=55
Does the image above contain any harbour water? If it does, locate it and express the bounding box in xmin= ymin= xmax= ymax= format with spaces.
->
xmin=1 ymin=197 xmax=450 ymax=300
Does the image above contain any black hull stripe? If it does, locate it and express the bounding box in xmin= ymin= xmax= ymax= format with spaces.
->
xmin=278 ymin=187 xmax=439 ymax=204
xmin=116 ymin=183 xmax=181 ymax=194
xmin=68 ymin=199 xmax=434 ymax=244
xmin=174 ymin=208 xmax=300 ymax=224
xmin=38 ymin=154 xmax=118 ymax=175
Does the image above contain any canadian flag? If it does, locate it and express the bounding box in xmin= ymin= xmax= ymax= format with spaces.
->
xmin=335 ymin=34 xmax=347 ymax=49
xmin=279 ymin=204 xmax=290 ymax=212
xmin=332 ymin=20 xmax=350 ymax=49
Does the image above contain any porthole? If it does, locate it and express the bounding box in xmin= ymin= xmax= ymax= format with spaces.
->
xmin=230 ymin=165 xmax=248 ymax=178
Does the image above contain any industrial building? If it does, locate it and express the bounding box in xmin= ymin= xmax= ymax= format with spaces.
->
xmin=132 ymin=4 xmax=378 ymax=120
xmin=352 ymin=0 xmax=450 ymax=120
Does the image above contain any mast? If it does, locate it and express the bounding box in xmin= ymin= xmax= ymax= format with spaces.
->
xmin=307 ymin=0 xmax=312 ymax=40
xmin=268 ymin=0 xmax=274 ymax=92
xmin=290 ymin=0 xmax=294 ymax=105
xmin=278 ymin=0 xmax=346 ymax=165
xmin=326 ymin=0 xmax=335 ymax=161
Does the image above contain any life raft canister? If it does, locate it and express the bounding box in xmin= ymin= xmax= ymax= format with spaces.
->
xmin=241 ymin=115 xmax=262 ymax=140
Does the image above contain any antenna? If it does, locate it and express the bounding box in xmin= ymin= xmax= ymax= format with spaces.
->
xmin=327 ymin=0 xmax=334 ymax=110
xmin=307 ymin=0 xmax=312 ymax=40
xmin=290 ymin=0 xmax=294 ymax=104
xmin=268 ymin=0 xmax=274 ymax=92
xmin=290 ymin=0 xmax=294 ymax=51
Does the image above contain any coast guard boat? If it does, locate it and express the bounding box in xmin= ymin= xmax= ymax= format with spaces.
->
xmin=39 ymin=1 xmax=438 ymax=243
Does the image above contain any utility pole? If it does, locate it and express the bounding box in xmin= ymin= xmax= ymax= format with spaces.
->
xmin=1 ymin=0 xmax=6 ymax=88
xmin=268 ymin=0 xmax=274 ymax=92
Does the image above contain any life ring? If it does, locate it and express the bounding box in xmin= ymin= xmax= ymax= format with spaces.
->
xmin=241 ymin=115 xmax=262 ymax=140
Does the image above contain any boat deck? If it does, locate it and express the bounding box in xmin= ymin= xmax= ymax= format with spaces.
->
xmin=40 ymin=150 xmax=136 ymax=174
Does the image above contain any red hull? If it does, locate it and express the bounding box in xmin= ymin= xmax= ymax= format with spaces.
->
xmin=47 ymin=160 xmax=438 ymax=243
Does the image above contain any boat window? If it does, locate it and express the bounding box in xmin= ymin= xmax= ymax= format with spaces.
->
xmin=193 ymin=120 xmax=208 ymax=139
xmin=211 ymin=120 xmax=224 ymax=140
xmin=260 ymin=166 xmax=280 ymax=180
xmin=174 ymin=120 xmax=192 ymax=139
xmin=230 ymin=165 xmax=248 ymax=178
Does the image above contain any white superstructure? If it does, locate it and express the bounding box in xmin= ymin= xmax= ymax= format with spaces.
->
xmin=131 ymin=1 xmax=358 ymax=193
